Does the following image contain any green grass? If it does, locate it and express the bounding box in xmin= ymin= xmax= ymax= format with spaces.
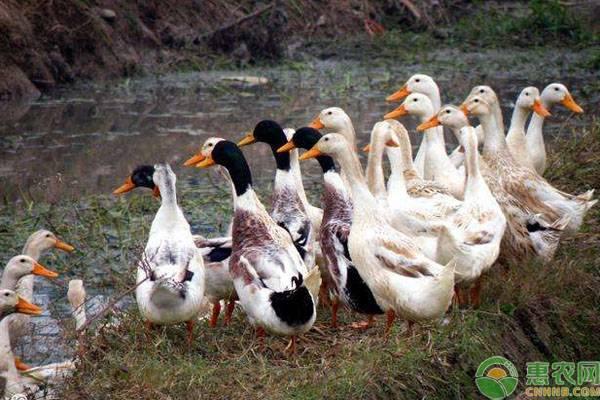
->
xmin=0 ymin=123 xmax=596 ymax=399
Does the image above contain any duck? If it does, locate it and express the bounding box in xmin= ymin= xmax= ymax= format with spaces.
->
xmin=299 ymin=125 xmax=455 ymax=333
xmin=67 ymin=279 xmax=87 ymax=331
xmin=525 ymin=83 xmax=584 ymax=174
xmin=428 ymin=126 xmax=506 ymax=307
xmin=191 ymin=140 xmax=320 ymax=353
xmin=386 ymin=74 xmax=449 ymax=175
xmin=473 ymin=88 xmax=596 ymax=234
xmin=505 ymin=87 xmax=551 ymax=170
xmin=277 ymin=127 xmax=384 ymax=329
xmin=459 ymin=94 xmax=569 ymax=262
xmin=0 ymin=289 xmax=43 ymax=398
xmin=238 ymin=120 xmax=317 ymax=271
xmin=0 ymin=255 xmax=58 ymax=346
xmin=385 ymin=93 xmax=465 ymax=199
xmin=185 ymin=138 xmax=238 ymax=328
xmin=113 ymin=164 xmax=205 ymax=343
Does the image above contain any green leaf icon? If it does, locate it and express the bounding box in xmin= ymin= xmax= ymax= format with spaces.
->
xmin=499 ymin=377 xmax=518 ymax=396
xmin=475 ymin=377 xmax=506 ymax=400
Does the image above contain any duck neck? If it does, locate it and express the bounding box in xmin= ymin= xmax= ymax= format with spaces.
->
xmin=0 ymin=316 xmax=23 ymax=395
xmin=0 ymin=269 xmax=20 ymax=291
xmin=72 ymin=303 xmax=87 ymax=331
xmin=492 ymin=101 xmax=505 ymax=134
xmin=22 ymin=239 xmax=42 ymax=260
xmin=386 ymin=147 xmax=408 ymax=202
xmin=480 ymin=112 xmax=508 ymax=156
xmin=365 ymin=134 xmax=387 ymax=199
xmin=333 ymin=148 xmax=381 ymax=220
xmin=396 ymin=127 xmax=417 ymax=176
xmin=462 ymin=132 xmax=485 ymax=197
xmin=289 ymin=147 xmax=311 ymax=208
xmin=509 ymin=105 xmax=531 ymax=137
xmin=526 ymin=96 xmax=551 ymax=149
xmin=338 ymin=118 xmax=357 ymax=150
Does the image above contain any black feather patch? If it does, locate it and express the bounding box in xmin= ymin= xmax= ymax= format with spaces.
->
xmin=183 ymin=270 xmax=194 ymax=282
xmin=527 ymin=221 xmax=547 ymax=232
xmin=344 ymin=266 xmax=384 ymax=315
xmin=270 ymin=285 xmax=314 ymax=326
xmin=207 ymin=246 xmax=232 ymax=262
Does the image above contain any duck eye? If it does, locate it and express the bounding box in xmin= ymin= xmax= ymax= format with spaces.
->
xmin=479 ymin=89 xmax=485 ymax=93
xmin=208 ymin=143 xmax=213 ymax=147
xmin=554 ymin=87 xmax=559 ymax=91
xmin=327 ymin=111 xmax=332 ymax=115
xmin=415 ymin=79 xmax=420 ymax=82
xmin=414 ymin=98 xmax=418 ymax=102
xmin=474 ymin=99 xmax=479 ymax=103
xmin=446 ymin=110 xmax=451 ymax=114
xmin=525 ymin=92 xmax=529 ymax=96
xmin=20 ymin=258 xmax=25 ymax=263
xmin=3 ymin=293 xmax=8 ymax=297
xmin=324 ymin=137 xmax=329 ymax=141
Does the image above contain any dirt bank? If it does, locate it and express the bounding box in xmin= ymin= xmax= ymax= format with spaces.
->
xmin=0 ymin=1 xmax=596 ymax=101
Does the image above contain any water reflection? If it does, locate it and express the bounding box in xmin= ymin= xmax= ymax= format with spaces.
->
xmin=0 ymin=60 xmax=594 ymax=203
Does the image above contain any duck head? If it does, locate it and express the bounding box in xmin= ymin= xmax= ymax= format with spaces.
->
xmin=113 ymin=165 xmax=160 ymax=197
xmin=541 ymin=83 xmax=583 ymax=113
xmin=0 ymin=289 xmax=43 ymax=317
xmin=418 ymin=105 xmax=470 ymax=132
xmin=24 ymin=229 xmax=75 ymax=254
xmin=386 ymin=74 xmax=438 ymax=103
xmin=516 ymin=87 xmax=551 ymax=117
xmin=385 ymin=92 xmax=434 ymax=120
xmin=5 ymin=255 xmax=58 ymax=280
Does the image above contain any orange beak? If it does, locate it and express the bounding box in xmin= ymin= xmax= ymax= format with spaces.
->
xmin=460 ymin=104 xmax=470 ymax=116
xmin=384 ymin=104 xmax=408 ymax=120
xmin=113 ymin=177 xmax=136 ymax=195
xmin=417 ymin=116 xmax=441 ymax=131
xmin=14 ymin=357 xmax=31 ymax=372
xmin=237 ymin=133 xmax=256 ymax=147
xmin=533 ymin=98 xmax=551 ymax=117
xmin=277 ymin=141 xmax=296 ymax=153
xmin=16 ymin=296 xmax=43 ymax=315
xmin=196 ymin=155 xmax=216 ymax=168
xmin=309 ymin=117 xmax=324 ymax=130
xmin=152 ymin=186 xmax=161 ymax=198
xmin=184 ymin=153 xmax=205 ymax=167
xmin=386 ymin=84 xmax=410 ymax=102
xmin=32 ymin=262 xmax=59 ymax=278
xmin=299 ymin=147 xmax=323 ymax=161
xmin=362 ymin=144 xmax=371 ymax=153
xmin=54 ymin=239 xmax=75 ymax=252
xmin=561 ymin=93 xmax=583 ymax=113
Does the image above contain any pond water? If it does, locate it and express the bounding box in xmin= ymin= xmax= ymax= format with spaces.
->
xmin=0 ymin=49 xmax=596 ymax=365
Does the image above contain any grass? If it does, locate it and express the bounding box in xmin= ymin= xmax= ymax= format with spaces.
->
xmin=0 ymin=121 xmax=597 ymax=399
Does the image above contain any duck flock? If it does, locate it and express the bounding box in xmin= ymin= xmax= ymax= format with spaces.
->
xmin=0 ymin=74 xmax=596 ymax=397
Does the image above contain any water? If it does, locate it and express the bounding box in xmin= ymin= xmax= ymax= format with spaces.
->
xmin=0 ymin=52 xmax=596 ymax=364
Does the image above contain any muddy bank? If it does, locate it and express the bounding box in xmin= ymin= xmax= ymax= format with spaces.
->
xmin=1 ymin=1 xmax=596 ymax=101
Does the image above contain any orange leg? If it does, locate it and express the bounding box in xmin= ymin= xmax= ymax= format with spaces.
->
xmin=331 ymin=297 xmax=340 ymax=328
xmin=223 ymin=298 xmax=236 ymax=326
xmin=350 ymin=314 xmax=375 ymax=329
xmin=186 ymin=320 xmax=195 ymax=344
xmin=319 ymin=280 xmax=331 ymax=308
xmin=287 ymin=335 xmax=297 ymax=355
xmin=256 ymin=326 xmax=265 ymax=350
xmin=385 ymin=310 xmax=396 ymax=336
xmin=209 ymin=302 xmax=221 ymax=328
xmin=470 ymin=277 xmax=483 ymax=308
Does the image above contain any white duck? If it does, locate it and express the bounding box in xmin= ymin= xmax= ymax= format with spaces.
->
xmin=385 ymin=93 xmax=465 ymax=199
xmin=0 ymin=289 xmax=43 ymax=398
xmin=192 ymin=140 xmax=320 ymax=353
xmin=309 ymin=107 xmax=357 ymax=150
xmin=386 ymin=74 xmax=444 ymax=176
xmin=430 ymin=126 xmax=506 ymax=307
xmin=506 ymin=87 xmax=551 ymax=170
xmin=113 ymin=164 xmax=205 ymax=343
xmin=525 ymin=83 xmax=584 ymax=174
xmin=300 ymin=126 xmax=455 ymax=333
xmin=460 ymin=94 xmax=569 ymax=262
xmin=1 ymin=255 xmax=58 ymax=345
